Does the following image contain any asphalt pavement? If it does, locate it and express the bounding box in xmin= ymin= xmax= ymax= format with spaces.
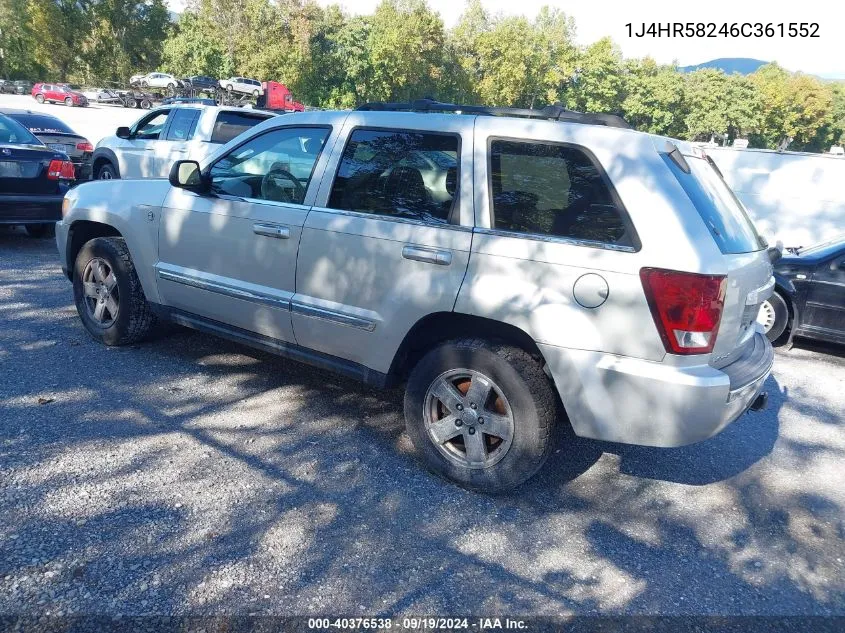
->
xmin=1 ymin=228 xmax=843 ymax=621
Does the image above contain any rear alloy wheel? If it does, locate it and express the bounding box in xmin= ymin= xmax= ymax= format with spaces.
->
xmin=72 ymin=237 xmax=155 ymax=346
xmin=64 ymin=97 xmax=73 ymax=107
xmin=757 ymin=292 xmax=789 ymax=343
xmin=97 ymin=162 xmax=117 ymax=180
xmin=405 ymin=338 xmax=556 ymax=492
xmin=35 ymin=93 xmax=45 ymax=103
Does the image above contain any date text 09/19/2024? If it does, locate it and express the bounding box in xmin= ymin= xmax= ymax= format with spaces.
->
xmin=307 ymin=617 xmax=528 ymax=630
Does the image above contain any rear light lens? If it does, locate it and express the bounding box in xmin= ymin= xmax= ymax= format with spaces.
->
xmin=76 ymin=141 xmax=94 ymax=152
xmin=47 ymin=159 xmax=75 ymax=180
xmin=640 ymin=268 xmax=727 ymax=355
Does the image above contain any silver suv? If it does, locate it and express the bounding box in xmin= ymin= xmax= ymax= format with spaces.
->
xmin=56 ymin=101 xmax=775 ymax=492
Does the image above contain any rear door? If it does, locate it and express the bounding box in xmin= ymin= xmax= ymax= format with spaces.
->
xmin=160 ymin=107 xmax=201 ymax=175
xmin=291 ymin=114 xmax=473 ymax=374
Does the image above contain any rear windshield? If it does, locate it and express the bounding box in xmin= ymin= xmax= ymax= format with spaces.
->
xmin=0 ymin=114 xmax=41 ymax=145
xmin=9 ymin=114 xmax=75 ymax=135
xmin=210 ymin=111 xmax=271 ymax=144
xmin=665 ymin=154 xmax=764 ymax=254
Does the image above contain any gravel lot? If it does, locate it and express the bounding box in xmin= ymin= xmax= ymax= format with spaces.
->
xmin=1 ymin=228 xmax=843 ymax=621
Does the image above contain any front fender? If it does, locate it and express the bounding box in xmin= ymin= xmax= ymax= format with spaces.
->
xmin=63 ymin=179 xmax=172 ymax=304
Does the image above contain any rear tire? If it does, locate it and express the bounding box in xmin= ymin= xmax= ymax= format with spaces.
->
xmin=24 ymin=223 xmax=55 ymax=238
xmin=404 ymin=338 xmax=556 ymax=493
xmin=72 ymin=237 xmax=156 ymax=346
xmin=96 ymin=162 xmax=118 ymax=180
xmin=759 ymin=292 xmax=790 ymax=344
xmin=64 ymin=97 xmax=73 ymax=107
xmin=35 ymin=94 xmax=45 ymax=104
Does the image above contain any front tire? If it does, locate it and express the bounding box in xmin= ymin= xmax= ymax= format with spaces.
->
xmin=72 ymin=237 xmax=156 ymax=346
xmin=758 ymin=292 xmax=790 ymax=343
xmin=404 ymin=339 xmax=556 ymax=493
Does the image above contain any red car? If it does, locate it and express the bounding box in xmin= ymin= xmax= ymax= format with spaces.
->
xmin=31 ymin=83 xmax=88 ymax=107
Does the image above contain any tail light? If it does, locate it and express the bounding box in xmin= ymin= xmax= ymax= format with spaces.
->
xmin=640 ymin=268 xmax=726 ymax=355
xmin=76 ymin=141 xmax=94 ymax=152
xmin=47 ymin=159 xmax=75 ymax=180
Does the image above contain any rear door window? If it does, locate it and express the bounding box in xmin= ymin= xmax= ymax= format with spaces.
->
xmin=328 ymin=128 xmax=460 ymax=225
xmin=165 ymin=109 xmax=201 ymax=141
xmin=489 ymin=139 xmax=635 ymax=247
xmin=211 ymin=111 xmax=271 ymax=144
xmin=666 ymin=154 xmax=764 ymax=254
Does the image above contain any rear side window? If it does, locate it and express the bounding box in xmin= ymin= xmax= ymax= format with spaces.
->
xmin=211 ymin=111 xmax=270 ymax=144
xmin=489 ymin=140 xmax=634 ymax=247
xmin=665 ymin=155 xmax=764 ymax=254
xmin=328 ymin=128 xmax=460 ymax=224
xmin=165 ymin=109 xmax=200 ymax=141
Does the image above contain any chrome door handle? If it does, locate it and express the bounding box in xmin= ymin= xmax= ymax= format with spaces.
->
xmin=253 ymin=223 xmax=290 ymax=239
xmin=402 ymin=245 xmax=452 ymax=266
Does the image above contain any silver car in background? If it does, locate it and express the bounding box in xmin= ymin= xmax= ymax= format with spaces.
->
xmin=56 ymin=100 xmax=775 ymax=492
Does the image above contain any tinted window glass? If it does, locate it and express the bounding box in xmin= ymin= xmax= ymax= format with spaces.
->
xmin=165 ymin=109 xmax=200 ymax=141
xmin=666 ymin=155 xmax=763 ymax=254
xmin=211 ymin=111 xmax=271 ymax=144
xmin=0 ymin=114 xmax=41 ymax=145
xmin=490 ymin=140 xmax=631 ymax=246
xmin=209 ymin=127 xmax=330 ymax=204
xmin=328 ymin=129 xmax=459 ymax=224
xmin=9 ymin=114 xmax=74 ymax=135
xmin=134 ymin=111 xmax=170 ymax=140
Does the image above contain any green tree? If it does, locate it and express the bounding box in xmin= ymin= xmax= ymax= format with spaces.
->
xmin=567 ymin=38 xmax=625 ymax=113
xmin=684 ymin=68 xmax=761 ymax=142
xmin=28 ymin=0 xmax=92 ymax=81
xmin=0 ymin=0 xmax=40 ymax=78
xmin=622 ymin=58 xmax=687 ymax=136
xmin=82 ymin=0 xmax=169 ymax=83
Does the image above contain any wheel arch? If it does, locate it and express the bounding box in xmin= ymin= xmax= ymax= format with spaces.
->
xmin=388 ymin=312 xmax=547 ymax=382
xmin=91 ymin=148 xmax=121 ymax=179
xmin=65 ymin=221 xmax=124 ymax=279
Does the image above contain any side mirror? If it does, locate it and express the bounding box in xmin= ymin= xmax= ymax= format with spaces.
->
xmin=116 ymin=126 xmax=131 ymax=139
xmin=169 ymin=160 xmax=208 ymax=192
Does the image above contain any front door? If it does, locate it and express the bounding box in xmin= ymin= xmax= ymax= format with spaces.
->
xmin=292 ymin=116 xmax=474 ymax=374
xmin=119 ymin=108 xmax=172 ymax=178
xmin=156 ymin=124 xmax=336 ymax=344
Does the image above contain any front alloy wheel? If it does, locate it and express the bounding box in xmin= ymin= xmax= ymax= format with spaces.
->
xmin=81 ymin=258 xmax=119 ymax=327
xmin=424 ymin=369 xmax=515 ymax=469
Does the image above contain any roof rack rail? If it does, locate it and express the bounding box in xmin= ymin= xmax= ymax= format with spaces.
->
xmin=355 ymin=98 xmax=631 ymax=129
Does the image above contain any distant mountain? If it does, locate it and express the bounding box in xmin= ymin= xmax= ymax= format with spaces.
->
xmin=679 ymin=58 xmax=768 ymax=75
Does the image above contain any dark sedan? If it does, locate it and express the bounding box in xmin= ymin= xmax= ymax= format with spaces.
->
xmin=0 ymin=112 xmax=75 ymax=237
xmin=1 ymin=108 xmax=93 ymax=180
xmin=758 ymin=236 xmax=845 ymax=347
xmin=186 ymin=75 xmax=219 ymax=93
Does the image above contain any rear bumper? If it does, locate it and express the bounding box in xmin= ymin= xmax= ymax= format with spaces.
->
xmin=0 ymin=194 xmax=64 ymax=224
xmin=540 ymin=331 xmax=774 ymax=447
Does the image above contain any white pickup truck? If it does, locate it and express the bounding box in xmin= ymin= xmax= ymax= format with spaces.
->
xmin=90 ymin=104 xmax=276 ymax=180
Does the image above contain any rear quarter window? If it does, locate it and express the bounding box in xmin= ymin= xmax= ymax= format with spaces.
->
xmin=666 ymin=154 xmax=764 ymax=254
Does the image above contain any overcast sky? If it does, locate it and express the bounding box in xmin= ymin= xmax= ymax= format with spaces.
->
xmin=311 ymin=0 xmax=844 ymax=78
